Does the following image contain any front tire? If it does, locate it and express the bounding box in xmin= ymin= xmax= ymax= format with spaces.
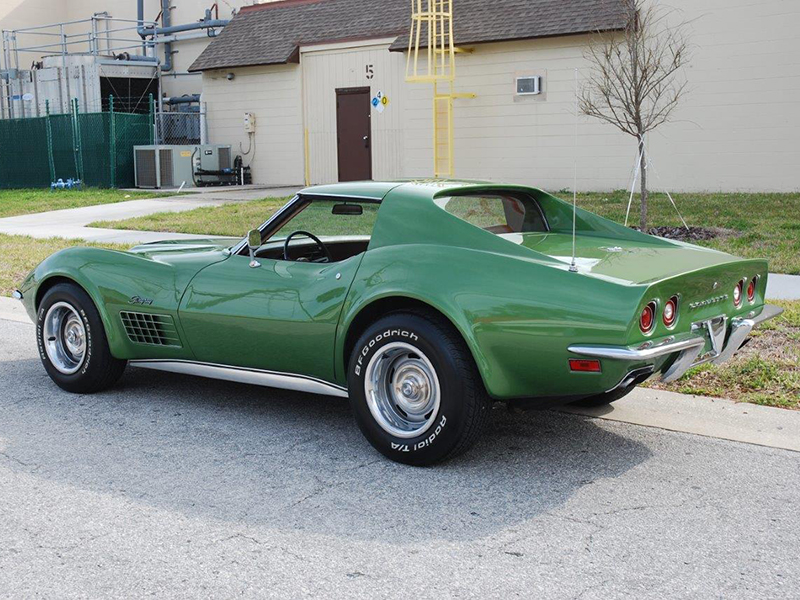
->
xmin=36 ymin=283 xmax=127 ymax=394
xmin=348 ymin=312 xmax=491 ymax=466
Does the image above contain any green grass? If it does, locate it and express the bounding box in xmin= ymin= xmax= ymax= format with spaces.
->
xmin=92 ymin=190 xmax=800 ymax=274
xmin=0 ymin=234 xmax=127 ymax=296
xmin=92 ymin=197 xmax=291 ymax=237
xmin=650 ymin=300 xmax=800 ymax=409
xmin=575 ymin=191 xmax=800 ymax=274
xmin=0 ymin=188 xmax=174 ymax=219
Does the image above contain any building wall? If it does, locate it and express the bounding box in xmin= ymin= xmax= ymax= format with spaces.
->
xmin=197 ymin=0 xmax=800 ymax=192
xmin=203 ymin=64 xmax=304 ymax=186
xmin=403 ymin=0 xmax=800 ymax=192
xmin=301 ymin=39 xmax=407 ymax=184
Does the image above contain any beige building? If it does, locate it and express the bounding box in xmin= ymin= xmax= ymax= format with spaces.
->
xmin=191 ymin=0 xmax=800 ymax=193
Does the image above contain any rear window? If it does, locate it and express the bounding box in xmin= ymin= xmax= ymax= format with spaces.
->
xmin=436 ymin=194 xmax=548 ymax=234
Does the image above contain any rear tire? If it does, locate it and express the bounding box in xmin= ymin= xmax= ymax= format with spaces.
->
xmin=36 ymin=283 xmax=127 ymax=394
xmin=347 ymin=311 xmax=491 ymax=466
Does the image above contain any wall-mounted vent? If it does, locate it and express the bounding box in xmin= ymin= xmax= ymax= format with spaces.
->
xmin=120 ymin=312 xmax=182 ymax=347
xmin=516 ymin=76 xmax=542 ymax=96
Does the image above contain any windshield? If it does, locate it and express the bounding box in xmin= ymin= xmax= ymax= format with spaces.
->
xmin=436 ymin=193 xmax=548 ymax=235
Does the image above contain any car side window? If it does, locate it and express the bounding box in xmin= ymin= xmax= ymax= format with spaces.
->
xmin=439 ymin=194 xmax=548 ymax=234
xmin=271 ymin=199 xmax=379 ymax=239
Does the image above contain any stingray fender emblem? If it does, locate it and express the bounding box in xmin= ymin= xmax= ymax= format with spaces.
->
xmin=129 ymin=295 xmax=154 ymax=306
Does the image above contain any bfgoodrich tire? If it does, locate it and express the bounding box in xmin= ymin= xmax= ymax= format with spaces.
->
xmin=348 ymin=311 xmax=491 ymax=466
xmin=36 ymin=283 xmax=127 ymax=394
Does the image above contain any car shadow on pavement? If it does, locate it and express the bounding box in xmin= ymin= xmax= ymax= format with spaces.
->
xmin=0 ymin=359 xmax=653 ymax=544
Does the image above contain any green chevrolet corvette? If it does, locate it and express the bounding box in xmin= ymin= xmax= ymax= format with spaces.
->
xmin=14 ymin=180 xmax=781 ymax=464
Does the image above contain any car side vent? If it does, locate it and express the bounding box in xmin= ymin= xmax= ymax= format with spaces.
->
xmin=120 ymin=312 xmax=182 ymax=347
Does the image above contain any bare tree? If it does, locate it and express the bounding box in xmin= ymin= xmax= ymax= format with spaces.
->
xmin=580 ymin=0 xmax=689 ymax=231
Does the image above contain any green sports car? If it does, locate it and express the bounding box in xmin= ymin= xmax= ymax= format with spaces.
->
xmin=14 ymin=180 xmax=781 ymax=465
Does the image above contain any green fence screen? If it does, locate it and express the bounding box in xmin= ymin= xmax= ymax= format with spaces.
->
xmin=0 ymin=101 xmax=152 ymax=189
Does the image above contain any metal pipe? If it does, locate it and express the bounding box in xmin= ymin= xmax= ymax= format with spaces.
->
xmin=115 ymin=52 xmax=159 ymax=63
xmin=159 ymin=0 xmax=172 ymax=72
xmin=150 ymin=19 xmax=229 ymax=36
xmin=163 ymin=93 xmax=200 ymax=104
xmin=157 ymin=29 xmax=219 ymax=44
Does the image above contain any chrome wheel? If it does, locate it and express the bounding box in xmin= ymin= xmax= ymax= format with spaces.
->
xmin=43 ymin=302 xmax=87 ymax=375
xmin=364 ymin=342 xmax=441 ymax=439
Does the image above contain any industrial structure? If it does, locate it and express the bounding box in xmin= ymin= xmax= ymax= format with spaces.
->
xmin=0 ymin=1 xmax=247 ymax=188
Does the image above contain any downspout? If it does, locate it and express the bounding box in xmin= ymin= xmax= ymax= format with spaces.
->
xmin=161 ymin=0 xmax=173 ymax=73
xmin=136 ymin=0 xmax=147 ymax=53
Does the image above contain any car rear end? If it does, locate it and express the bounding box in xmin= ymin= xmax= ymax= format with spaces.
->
xmin=569 ymin=259 xmax=782 ymax=384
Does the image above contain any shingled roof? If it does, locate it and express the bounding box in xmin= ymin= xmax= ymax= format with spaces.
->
xmin=189 ymin=0 xmax=627 ymax=72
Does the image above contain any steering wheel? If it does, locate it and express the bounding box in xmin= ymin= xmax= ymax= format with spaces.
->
xmin=283 ymin=230 xmax=333 ymax=263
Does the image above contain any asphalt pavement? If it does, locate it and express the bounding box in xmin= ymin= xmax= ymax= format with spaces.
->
xmin=1 ymin=317 xmax=798 ymax=599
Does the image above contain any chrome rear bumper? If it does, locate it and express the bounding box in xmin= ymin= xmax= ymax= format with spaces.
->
xmin=569 ymin=304 xmax=783 ymax=384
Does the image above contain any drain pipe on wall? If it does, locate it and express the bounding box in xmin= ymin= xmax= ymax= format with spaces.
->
xmin=160 ymin=0 xmax=173 ymax=72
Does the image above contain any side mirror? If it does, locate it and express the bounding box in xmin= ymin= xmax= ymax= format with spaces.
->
xmin=247 ymin=229 xmax=261 ymax=250
xmin=247 ymin=229 xmax=261 ymax=268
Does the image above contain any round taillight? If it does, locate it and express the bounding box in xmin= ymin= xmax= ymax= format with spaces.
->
xmin=663 ymin=296 xmax=678 ymax=327
xmin=747 ymin=277 xmax=757 ymax=303
xmin=733 ymin=280 xmax=744 ymax=307
xmin=640 ymin=302 xmax=656 ymax=334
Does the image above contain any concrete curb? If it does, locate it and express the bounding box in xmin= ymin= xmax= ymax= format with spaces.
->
xmin=0 ymin=296 xmax=32 ymax=324
xmin=561 ymin=387 xmax=800 ymax=453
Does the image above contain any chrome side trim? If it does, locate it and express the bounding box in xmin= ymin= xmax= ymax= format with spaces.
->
xmin=130 ymin=359 xmax=349 ymax=398
xmin=12 ymin=289 xmax=23 ymax=300
xmin=569 ymin=333 xmax=706 ymax=362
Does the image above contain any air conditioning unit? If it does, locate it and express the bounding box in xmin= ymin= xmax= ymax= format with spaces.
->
xmin=194 ymin=145 xmax=234 ymax=186
xmin=134 ymin=145 xmax=196 ymax=189
xmin=516 ymin=76 xmax=542 ymax=96
xmin=198 ymin=145 xmax=232 ymax=172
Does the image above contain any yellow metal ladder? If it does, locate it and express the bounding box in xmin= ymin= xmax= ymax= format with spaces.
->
xmin=406 ymin=0 xmax=473 ymax=178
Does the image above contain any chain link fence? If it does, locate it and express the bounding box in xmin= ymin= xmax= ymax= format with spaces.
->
xmin=155 ymin=110 xmax=204 ymax=146
xmin=0 ymin=99 xmax=153 ymax=189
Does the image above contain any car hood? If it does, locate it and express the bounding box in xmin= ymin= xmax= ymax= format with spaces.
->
xmin=128 ymin=237 xmax=240 ymax=258
xmin=500 ymin=232 xmax=743 ymax=285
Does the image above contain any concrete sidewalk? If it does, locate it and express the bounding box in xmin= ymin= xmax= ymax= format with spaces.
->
xmin=0 ymin=186 xmax=300 ymax=245
xmin=766 ymin=273 xmax=800 ymax=300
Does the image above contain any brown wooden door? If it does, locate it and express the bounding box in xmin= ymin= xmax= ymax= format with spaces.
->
xmin=336 ymin=88 xmax=372 ymax=182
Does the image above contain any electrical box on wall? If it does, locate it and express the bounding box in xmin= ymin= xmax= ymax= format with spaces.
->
xmin=244 ymin=112 xmax=256 ymax=133
xmin=516 ymin=76 xmax=542 ymax=96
